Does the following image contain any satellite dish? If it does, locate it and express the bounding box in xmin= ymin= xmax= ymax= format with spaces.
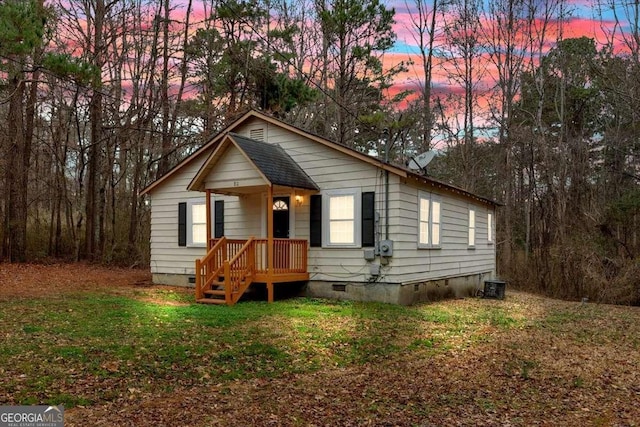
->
xmin=408 ymin=151 xmax=436 ymax=171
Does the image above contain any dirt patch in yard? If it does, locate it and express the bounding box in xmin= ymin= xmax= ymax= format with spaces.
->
xmin=0 ymin=262 xmax=189 ymax=301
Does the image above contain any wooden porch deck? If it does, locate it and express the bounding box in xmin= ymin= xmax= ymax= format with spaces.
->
xmin=195 ymin=237 xmax=309 ymax=305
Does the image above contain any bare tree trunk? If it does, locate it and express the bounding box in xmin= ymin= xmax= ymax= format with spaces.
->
xmin=442 ymin=0 xmax=484 ymax=191
xmin=85 ymin=0 xmax=106 ymax=260
xmin=157 ymin=0 xmax=172 ymax=178
xmin=4 ymin=70 xmax=27 ymax=262
xmin=156 ymin=0 xmax=192 ymax=177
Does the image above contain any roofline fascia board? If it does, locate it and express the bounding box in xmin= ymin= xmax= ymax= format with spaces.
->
xmin=186 ymin=136 xmax=229 ymax=192
xmin=139 ymin=110 xmax=258 ymax=196
xmin=406 ymin=174 xmax=501 ymax=207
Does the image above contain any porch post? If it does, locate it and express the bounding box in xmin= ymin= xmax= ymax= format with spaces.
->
xmin=205 ymin=189 xmax=212 ymax=250
xmin=267 ymin=184 xmax=274 ymax=302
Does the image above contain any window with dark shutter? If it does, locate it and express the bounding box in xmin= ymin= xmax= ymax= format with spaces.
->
xmin=178 ymin=202 xmax=187 ymax=246
xmin=310 ymin=195 xmax=322 ymax=247
xmin=362 ymin=192 xmax=375 ymax=247
xmin=214 ymin=200 xmax=224 ymax=238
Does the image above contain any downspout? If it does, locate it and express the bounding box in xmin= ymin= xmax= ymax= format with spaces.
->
xmin=383 ymin=128 xmax=390 ymax=240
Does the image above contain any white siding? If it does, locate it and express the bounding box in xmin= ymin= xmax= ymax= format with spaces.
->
xmin=149 ymin=151 xmax=261 ymax=276
xmin=204 ymin=145 xmax=266 ymax=190
xmin=150 ymin=155 xmax=207 ymax=275
xmin=149 ymin=149 xmax=301 ymax=276
xmin=384 ymin=182 xmax=496 ymax=283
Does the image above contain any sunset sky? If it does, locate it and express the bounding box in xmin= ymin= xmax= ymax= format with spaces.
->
xmin=383 ymin=0 xmax=632 ymax=105
xmin=54 ymin=0 xmax=636 ymax=118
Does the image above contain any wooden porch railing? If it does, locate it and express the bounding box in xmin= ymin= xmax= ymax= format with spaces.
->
xmin=223 ymin=237 xmax=256 ymax=305
xmin=208 ymin=238 xmax=308 ymax=274
xmin=254 ymin=239 xmax=308 ymax=274
xmin=209 ymin=238 xmax=245 ymax=258
xmin=197 ymin=238 xmax=308 ymax=305
xmin=195 ymin=237 xmax=227 ymax=300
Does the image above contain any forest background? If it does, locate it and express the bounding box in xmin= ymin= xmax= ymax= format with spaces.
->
xmin=1 ymin=0 xmax=639 ymax=304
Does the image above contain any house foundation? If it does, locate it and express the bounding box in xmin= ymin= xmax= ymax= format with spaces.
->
xmin=305 ymin=272 xmax=495 ymax=305
xmin=152 ymin=273 xmax=196 ymax=287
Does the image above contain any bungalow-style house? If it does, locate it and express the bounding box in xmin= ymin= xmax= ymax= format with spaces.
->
xmin=140 ymin=110 xmax=499 ymax=305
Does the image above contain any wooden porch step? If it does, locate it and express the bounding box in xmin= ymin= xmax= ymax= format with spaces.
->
xmin=207 ymin=281 xmax=248 ymax=290
xmin=196 ymin=298 xmax=227 ymax=305
xmin=204 ymin=289 xmax=226 ymax=296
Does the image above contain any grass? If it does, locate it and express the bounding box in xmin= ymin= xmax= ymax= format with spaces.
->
xmin=2 ymin=283 xmax=640 ymax=426
xmin=0 ymin=290 xmax=522 ymax=407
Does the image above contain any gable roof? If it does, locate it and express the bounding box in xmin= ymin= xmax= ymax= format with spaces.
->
xmin=188 ymin=133 xmax=319 ymax=192
xmin=140 ymin=109 xmax=499 ymax=206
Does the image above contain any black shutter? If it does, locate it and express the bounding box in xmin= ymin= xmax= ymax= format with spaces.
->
xmin=310 ymin=195 xmax=322 ymax=247
xmin=178 ymin=202 xmax=187 ymax=247
xmin=214 ymin=200 xmax=224 ymax=238
xmin=362 ymin=192 xmax=375 ymax=247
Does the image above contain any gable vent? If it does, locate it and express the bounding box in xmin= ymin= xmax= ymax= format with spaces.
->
xmin=249 ymin=128 xmax=264 ymax=141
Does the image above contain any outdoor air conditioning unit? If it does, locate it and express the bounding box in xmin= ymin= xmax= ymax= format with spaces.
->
xmin=483 ymin=280 xmax=506 ymax=300
xmin=378 ymin=240 xmax=393 ymax=257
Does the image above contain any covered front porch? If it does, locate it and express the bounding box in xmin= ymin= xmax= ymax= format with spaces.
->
xmin=187 ymin=132 xmax=319 ymax=305
xmin=195 ymin=236 xmax=309 ymax=305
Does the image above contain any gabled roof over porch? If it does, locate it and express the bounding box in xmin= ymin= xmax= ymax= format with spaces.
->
xmin=188 ymin=132 xmax=319 ymax=195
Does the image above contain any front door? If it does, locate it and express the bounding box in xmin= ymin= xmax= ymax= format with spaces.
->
xmin=273 ymin=196 xmax=290 ymax=238
xmin=272 ymin=196 xmax=290 ymax=270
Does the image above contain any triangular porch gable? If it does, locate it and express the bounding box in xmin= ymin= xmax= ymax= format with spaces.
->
xmin=188 ymin=133 xmax=271 ymax=194
xmin=189 ymin=132 xmax=319 ymax=195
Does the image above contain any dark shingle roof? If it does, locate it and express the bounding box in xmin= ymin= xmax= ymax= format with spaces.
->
xmin=229 ymin=133 xmax=319 ymax=191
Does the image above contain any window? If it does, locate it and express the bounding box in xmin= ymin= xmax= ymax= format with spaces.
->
xmin=273 ymin=199 xmax=288 ymax=211
xmin=178 ymin=197 xmax=220 ymax=247
xmin=418 ymin=192 xmax=441 ymax=248
xmin=329 ymin=195 xmax=355 ymax=244
xmin=468 ymin=208 xmax=476 ymax=248
xmin=323 ymin=189 xmax=361 ymax=247
xmin=487 ymin=212 xmax=493 ymax=244
xmin=187 ymin=199 xmax=207 ymax=246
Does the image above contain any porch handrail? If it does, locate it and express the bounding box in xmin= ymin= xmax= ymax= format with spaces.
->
xmin=195 ymin=236 xmax=227 ymax=300
xmin=223 ymin=237 xmax=256 ymax=305
xmin=210 ymin=238 xmax=246 ymax=256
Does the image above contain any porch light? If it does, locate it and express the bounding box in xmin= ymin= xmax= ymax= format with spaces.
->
xmin=295 ymin=195 xmax=303 ymax=206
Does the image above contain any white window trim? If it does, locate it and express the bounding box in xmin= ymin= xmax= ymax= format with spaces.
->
xmin=468 ymin=207 xmax=476 ymax=249
xmin=418 ymin=191 xmax=442 ymax=249
xmin=322 ymin=188 xmax=362 ymax=248
xmin=487 ymin=211 xmax=494 ymax=245
xmin=186 ymin=197 xmax=214 ymax=247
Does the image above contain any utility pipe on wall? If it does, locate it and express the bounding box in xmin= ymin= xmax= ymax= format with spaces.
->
xmin=383 ymin=128 xmax=390 ymax=240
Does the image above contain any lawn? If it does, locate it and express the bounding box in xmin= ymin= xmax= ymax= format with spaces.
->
xmin=1 ymin=264 xmax=639 ymax=426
